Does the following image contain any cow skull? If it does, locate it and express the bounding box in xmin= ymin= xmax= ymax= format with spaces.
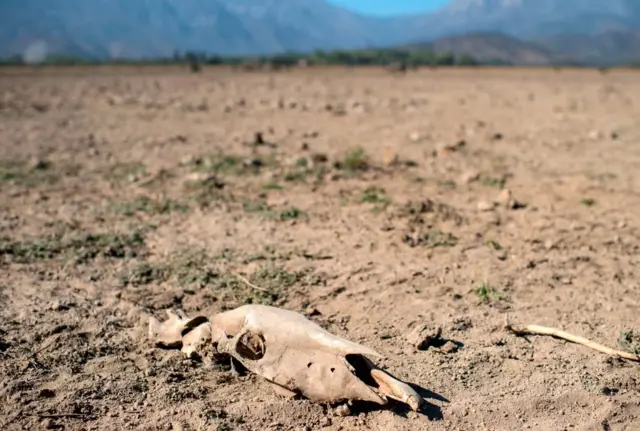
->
xmin=149 ymin=304 xmax=424 ymax=411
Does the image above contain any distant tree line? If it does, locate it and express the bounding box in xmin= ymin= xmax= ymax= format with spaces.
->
xmin=3 ymin=47 xmax=635 ymax=69
xmin=0 ymin=48 xmax=489 ymax=68
xmin=178 ymin=48 xmax=483 ymax=68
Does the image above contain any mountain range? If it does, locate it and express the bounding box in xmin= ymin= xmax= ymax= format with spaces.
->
xmin=2 ymin=0 xmax=640 ymax=65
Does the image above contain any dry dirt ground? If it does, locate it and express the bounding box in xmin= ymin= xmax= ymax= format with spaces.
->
xmin=1 ymin=65 xmax=640 ymax=431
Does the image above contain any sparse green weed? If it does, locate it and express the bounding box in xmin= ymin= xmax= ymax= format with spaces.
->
xmin=475 ymin=282 xmax=506 ymax=303
xmin=485 ymin=240 xmax=503 ymax=251
xmin=194 ymin=152 xmax=277 ymax=176
xmin=243 ymin=201 xmax=272 ymax=214
xmin=109 ymin=196 xmax=188 ymax=216
xmin=1 ymin=230 xmax=146 ymax=264
xmin=481 ymin=175 xmax=507 ymax=189
xmin=279 ymin=207 xmax=306 ymax=221
xmin=437 ymin=179 xmax=457 ymax=189
xmin=105 ymin=162 xmax=146 ymax=182
xmin=262 ymin=182 xmax=284 ymax=191
xmin=120 ymin=249 xmax=216 ymax=288
xmin=240 ymin=265 xmax=308 ymax=305
xmin=360 ymin=186 xmax=391 ymax=205
xmin=184 ymin=176 xmax=226 ymax=208
xmin=404 ymin=229 xmax=458 ymax=248
xmin=580 ymin=198 xmax=596 ymax=207
xmin=335 ymin=147 xmax=369 ymax=175
xmin=618 ymin=330 xmax=640 ymax=355
xmin=0 ymin=159 xmax=63 ymax=187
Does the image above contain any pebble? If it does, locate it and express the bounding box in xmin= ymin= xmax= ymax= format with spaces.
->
xmin=496 ymin=188 xmax=513 ymax=207
xmin=459 ymin=170 xmax=480 ymax=185
xmin=304 ymin=307 xmax=321 ymax=317
xmin=383 ymin=150 xmax=399 ymax=167
xmin=440 ymin=341 xmax=460 ymax=354
xmin=319 ymin=416 xmax=332 ymax=427
xmin=435 ymin=140 xmax=466 ymax=157
xmin=333 ymin=404 xmax=351 ymax=417
xmin=588 ymin=130 xmax=603 ymax=140
xmin=477 ymin=201 xmax=496 ymax=212
xmin=405 ymin=324 xmax=442 ymax=350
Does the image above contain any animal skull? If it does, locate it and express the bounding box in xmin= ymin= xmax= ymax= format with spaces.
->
xmin=149 ymin=304 xmax=424 ymax=411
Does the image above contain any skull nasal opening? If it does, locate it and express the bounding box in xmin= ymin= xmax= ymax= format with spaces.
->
xmin=345 ymin=354 xmax=378 ymax=388
xmin=235 ymin=331 xmax=266 ymax=360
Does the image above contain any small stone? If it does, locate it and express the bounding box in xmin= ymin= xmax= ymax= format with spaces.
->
xmin=496 ymin=188 xmax=526 ymax=210
xmin=496 ymin=188 xmax=513 ymax=207
xmin=243 ymin=158 xmax=264 ymax=168
xmin=588 ymin=130 xmax=603 ymax=140
xmin=459 ymin=170 xmax=480 ymax=185
xmin=333 ymin=404 xmax=351 ymax=417
xmin=440 ymin=341 xmax=460 ymax=354
xmin=477 ymin=201 xmax=495 ymax=212
xmin=180 ymin=154 xmax=199 ymax=166
xmin=490 ymin=335 xmax=506 ymax=346
xmin=184 ymin=173 xmax=225 ymax=189
xmin=409 ymin=131 xmax=421 ymax=142
xmin=450 ymin=317 xmax=472 ymax=332
xmin=434 ymin=140 xmax=466 ymax=157
xmin=49 ymin=300 xmax=69 ymax=311
xmin=311 ymin=153 xmax=328 ymax=164
xmin=30 ymin=158 xmax=50 ymax=170
xmin=383 ymin=150 xmax=399 ymax=167
xmin=319 ymin=416 xmax=332 ymax=427
xmin=405 ymin=324 xmax=442 ymax=350
xmin=304 ymin=307 xmax=321 ymax=317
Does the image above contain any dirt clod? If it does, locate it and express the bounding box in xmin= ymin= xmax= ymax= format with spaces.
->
xmin=405 ymin=324 xmax=443 ymax=350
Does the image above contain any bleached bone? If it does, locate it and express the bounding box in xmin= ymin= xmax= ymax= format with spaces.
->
xmin=149 ymin=304 xmax=424 ymax=411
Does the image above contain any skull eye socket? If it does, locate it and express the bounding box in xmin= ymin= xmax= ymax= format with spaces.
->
xmin=235 ymin=331 xmax=266 ymax=360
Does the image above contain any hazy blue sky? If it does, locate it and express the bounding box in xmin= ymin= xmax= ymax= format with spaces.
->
xmin=330 ymin=0 xmax=450 ymax=16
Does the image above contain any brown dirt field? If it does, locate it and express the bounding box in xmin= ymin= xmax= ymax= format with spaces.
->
xmin=1 ymin=66 xmax=640 ymax=431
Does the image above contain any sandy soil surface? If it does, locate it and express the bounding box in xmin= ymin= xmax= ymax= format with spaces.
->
xmin=1 ymin=66 xmax=640 ymax=431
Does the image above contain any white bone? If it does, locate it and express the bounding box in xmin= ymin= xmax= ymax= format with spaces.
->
xmin=149 ymin=304 xmax=424 ymax=411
